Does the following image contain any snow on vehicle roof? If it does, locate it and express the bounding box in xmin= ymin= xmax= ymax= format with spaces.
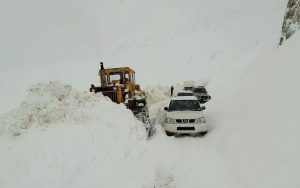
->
xmin=171 ymin=96 xmax=198 ymax=100
xmin=183 ymin=80 xmax=195 ymax=87
xmin=178 ymin=90 xmax=193 ymax=93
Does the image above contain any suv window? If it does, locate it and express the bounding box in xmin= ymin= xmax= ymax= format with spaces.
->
xmin=169 ymin=100 xmax=201 ymax=111
xmin=193 ymin=87 xmax=207 ymax=93
xmin=184 ymin=87 xmax=193 ymax=91
xmin=177 ymin=92 xmax=193 ymax=96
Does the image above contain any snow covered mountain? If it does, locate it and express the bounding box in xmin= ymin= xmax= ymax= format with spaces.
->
xmin=1 ymin=0 xmax=299 ymax=188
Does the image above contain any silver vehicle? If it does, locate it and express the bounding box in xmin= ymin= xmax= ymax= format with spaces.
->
xmin=164 ymin=96 xmax=208 ymax=136
xmin=192 ymin=86 xmax=211 ymax=103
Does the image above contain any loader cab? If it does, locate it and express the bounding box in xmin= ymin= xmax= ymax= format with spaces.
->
xmin=108 ymin=72 xmax=122 ymax=84
xmin=91 ymin=63 xmax=146 ymax=114
xmin=123 ymin=71 xmax=135 ymax=84
xmin=99 ymin=67 xmax=136 ymax=86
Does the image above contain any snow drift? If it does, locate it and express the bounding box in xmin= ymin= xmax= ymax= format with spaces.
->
xmin=1 ymin=0 xmax=299 ymax=188
xmin=0 ymin=81 xmax=144 ymax=137
xmin=0 ymin=81 xmax=232 ymax=188
xmin=2 ymin=32 xmax=300 ymax=186
xmin=1 ymin=34 xmax=300 ymax=187
xmin=208 ymin=31 xmax=300 ymax=188
xmin=0 ymin=82 xmax=156 ymax=188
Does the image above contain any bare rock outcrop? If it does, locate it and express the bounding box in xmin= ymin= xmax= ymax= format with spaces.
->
xmin=279 ymin=0 xmax=300 ymax=45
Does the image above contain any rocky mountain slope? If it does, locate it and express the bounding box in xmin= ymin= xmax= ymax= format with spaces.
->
xmin=279 ymin=0 xmax=300 ymax=45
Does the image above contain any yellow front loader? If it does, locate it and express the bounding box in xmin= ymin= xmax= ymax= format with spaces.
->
xmin=90 ymin=62 xmax=147 ymax=115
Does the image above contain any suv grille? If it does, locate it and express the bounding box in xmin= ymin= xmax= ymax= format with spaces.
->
xmin=177 ymin=127 xmax=195 ymax=130
xmin=176 ymin=119 xmax=195 ymax=123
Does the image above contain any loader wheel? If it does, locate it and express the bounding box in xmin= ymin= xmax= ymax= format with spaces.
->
xmin=166 ymin=131 xmax=175 ymax=137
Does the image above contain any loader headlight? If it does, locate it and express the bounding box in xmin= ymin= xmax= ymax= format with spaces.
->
xmin=167 ymin=117 xmax=176 ymax=124
xmin=196 ymin=117 xmax=206 ymax=123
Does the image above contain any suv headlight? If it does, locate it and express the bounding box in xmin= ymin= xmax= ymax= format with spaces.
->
xmin=167 ymin=117 xmax=176 ymax=124
xmin=196 ymin=117 xmax=206 ymax=123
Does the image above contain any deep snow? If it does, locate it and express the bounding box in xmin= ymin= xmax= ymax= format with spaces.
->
xmin=0 ymin=82 xmax=235 ymax=188
xmin=1 ymin=31 xmax=300 ymax=187
xmin=1 ymin=0 xmax=299 ymax=188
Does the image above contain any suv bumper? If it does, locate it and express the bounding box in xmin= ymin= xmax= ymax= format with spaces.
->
xmin=164 ymin=123 xmax=208 ymax=134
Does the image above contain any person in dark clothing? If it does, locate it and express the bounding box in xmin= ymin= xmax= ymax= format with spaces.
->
xmin=171 ymin=85 xmax=174 ymax=97
xmin=100 ymin=62 xmax=104 ymax=70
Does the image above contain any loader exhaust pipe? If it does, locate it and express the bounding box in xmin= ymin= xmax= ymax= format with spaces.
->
xmin=99 ymin=62 xmax=106 ymax=87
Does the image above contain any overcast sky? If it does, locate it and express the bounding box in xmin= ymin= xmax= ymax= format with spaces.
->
xmin=0 ymin=0 xmax=285 ymax=86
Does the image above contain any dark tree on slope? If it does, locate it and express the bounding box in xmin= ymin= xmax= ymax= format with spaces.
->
xmin=279 ymin=0 xmax=300 ymax=45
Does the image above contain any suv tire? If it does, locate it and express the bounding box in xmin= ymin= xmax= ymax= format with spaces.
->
xmin=166 ymin=131 xmax=176 ymax=136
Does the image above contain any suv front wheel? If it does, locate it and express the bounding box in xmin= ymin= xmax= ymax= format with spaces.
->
xmin=198 ymin=131 xmax=208 ymax=136
xmin=166 ymin=131 xmax=176 ymax=136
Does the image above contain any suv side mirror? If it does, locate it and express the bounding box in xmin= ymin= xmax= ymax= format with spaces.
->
xmin=164 ymin=107 xmax=169 ymax=111
xmin=200 ymin=106 xmax=206 ymax=111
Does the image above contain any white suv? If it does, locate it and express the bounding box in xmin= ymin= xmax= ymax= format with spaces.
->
xmin=164 ymin=96 xmax=208 ymax=136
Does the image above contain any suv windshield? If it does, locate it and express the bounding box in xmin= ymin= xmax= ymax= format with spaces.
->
xmin=177 ymin=92 xmax=193 ymax=96
xmin=169 ymin=100 xmax=201 ymax=111
xmin=193 ymin=87 xmax=207 ymax=93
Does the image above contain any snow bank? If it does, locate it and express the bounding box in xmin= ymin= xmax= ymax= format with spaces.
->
xmin=208 ymin=31 xmax=300 ymax=188
xmin=144 ymin=86 xmax=170 ymax=105
xmin=0 ymin=81 xmax=145 ymax=137
xmin=0 ymin=80 xmax=244 ymax=188
xmin=0 ymin=0 xmax=296 ymax=187
xmin=0 ymin=81 xmax=159 ymax=188
xmin=2 ymin=34 xmax=299 ymax=187
xmin=144 ymin=84 xmax=184 ymax=105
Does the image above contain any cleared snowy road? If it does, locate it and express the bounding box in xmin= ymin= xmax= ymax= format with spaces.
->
xmin=146 ymin=132 xmax=242 ymax=187
xmin=144 ymin=97 xmax=241 ymax=187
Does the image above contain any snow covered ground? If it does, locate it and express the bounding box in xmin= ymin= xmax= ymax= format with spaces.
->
xmin=1 ymin=0 xmax=299 ymax=188
xmin=208 ymin=31 xmax=300 ymax=188
xmin=0 ymin=82 xmax=233 ymax=187
xmin=1 ymin=32 xmax=300 ymax=187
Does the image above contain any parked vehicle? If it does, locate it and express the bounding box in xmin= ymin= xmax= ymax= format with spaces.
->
xmin=183 ymin=80 xmax=195 ymax=91
xmin=163 ymin=96 xmax=208 ymax=136
xmin=192 ymin=86 xmax=211 ymax=103
xmin=177 ymin=90 xmax=193 ymax=97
